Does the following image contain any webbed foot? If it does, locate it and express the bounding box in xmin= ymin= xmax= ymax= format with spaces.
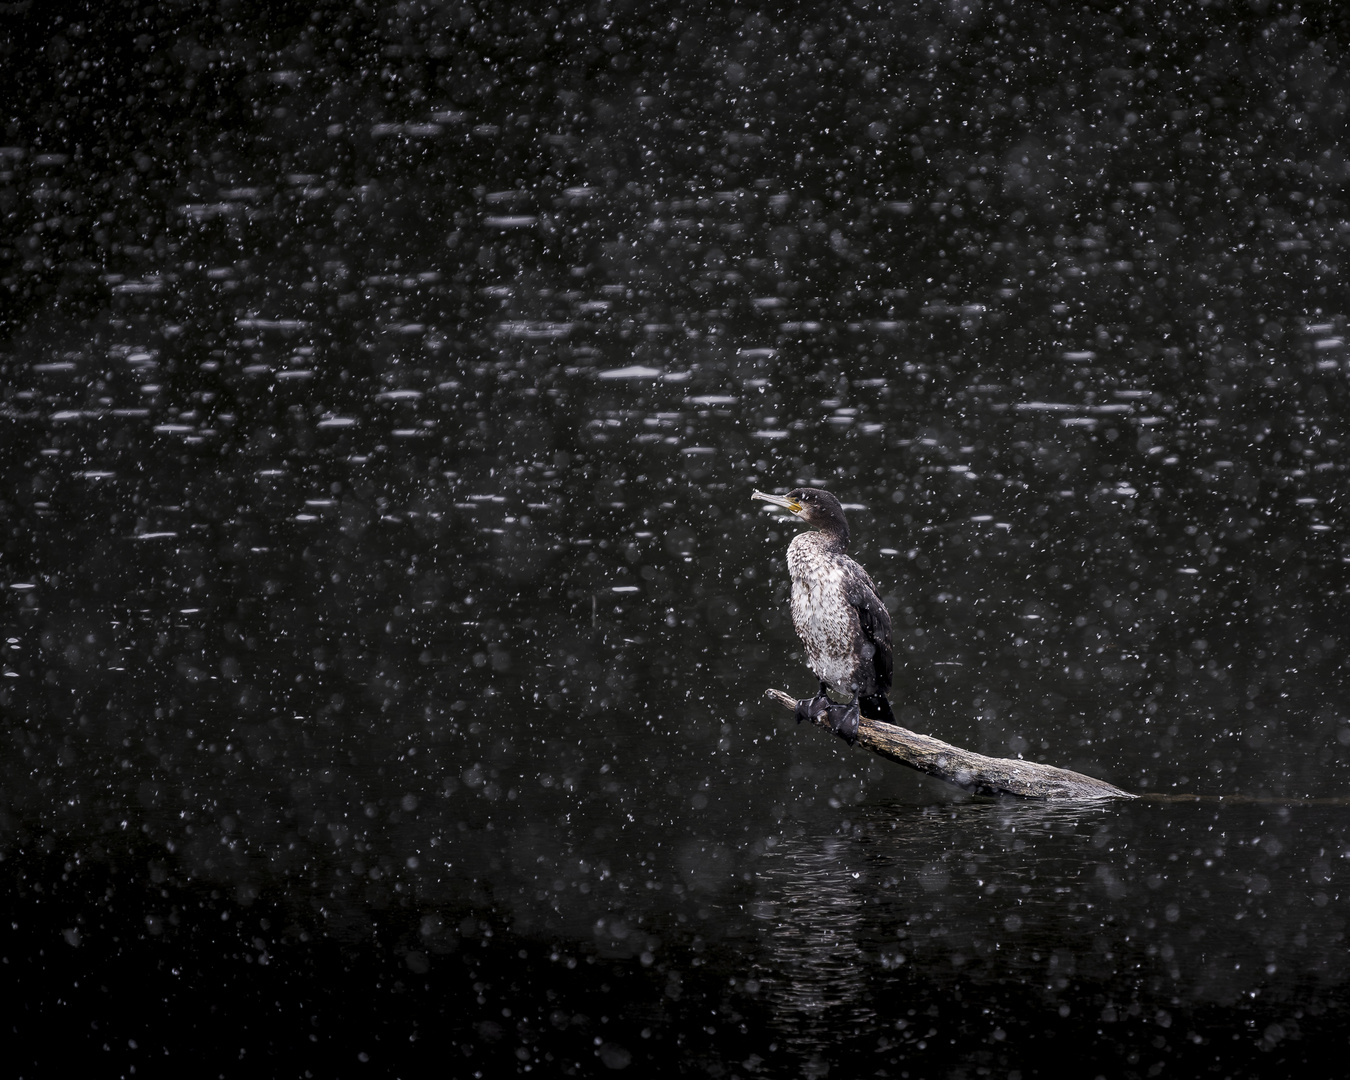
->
xmin=826 ymin=701 xmax=860 ymax=745
xmin=794 ymin=692 xmax=832 ymax=725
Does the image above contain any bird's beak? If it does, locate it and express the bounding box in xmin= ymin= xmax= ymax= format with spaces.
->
xmin=752 ymin=490 xmax=802 ymax=514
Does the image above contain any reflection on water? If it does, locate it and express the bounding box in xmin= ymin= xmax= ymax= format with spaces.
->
xmin=4 ymin=0 xmax=1350 ymax=1072
xmin=754 ymin=831 xmax=876 ymax=1067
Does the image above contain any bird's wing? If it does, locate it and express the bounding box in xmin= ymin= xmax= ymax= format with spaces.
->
xmin=847 ymin=570 xmax=893 ymax=693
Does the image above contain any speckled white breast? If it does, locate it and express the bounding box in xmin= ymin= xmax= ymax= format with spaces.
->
xmin=786 ymin=532 xmax=864 ymax=693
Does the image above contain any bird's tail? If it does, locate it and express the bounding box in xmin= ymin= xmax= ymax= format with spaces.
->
xmin=860 ymin=693 xmax=896 ymax=727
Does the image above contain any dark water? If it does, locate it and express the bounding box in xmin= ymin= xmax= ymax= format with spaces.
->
xmin=5 ymin=2 xmax=1350 ymax=1074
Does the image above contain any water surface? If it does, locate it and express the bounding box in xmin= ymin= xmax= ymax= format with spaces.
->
xmin=4 ymin=2 xmax=1350 ymax=1075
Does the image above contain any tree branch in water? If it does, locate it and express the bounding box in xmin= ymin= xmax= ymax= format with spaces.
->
xmin=764 ymin=687 xmax=1133 ymax=801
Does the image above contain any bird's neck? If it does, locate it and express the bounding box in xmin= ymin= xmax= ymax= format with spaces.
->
xmin=804 ymin=525 xmax=848 ymax=555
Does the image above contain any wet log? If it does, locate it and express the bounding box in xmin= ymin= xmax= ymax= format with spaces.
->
xmin=764 ymin=688 xmax=1134 ymax=801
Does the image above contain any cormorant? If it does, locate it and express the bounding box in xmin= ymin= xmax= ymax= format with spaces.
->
xmin=752 ymin=488 xmax=896 ymax=744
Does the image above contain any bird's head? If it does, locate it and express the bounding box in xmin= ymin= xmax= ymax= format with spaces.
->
xmin=751 ymin=487 xmax=849 ymax=545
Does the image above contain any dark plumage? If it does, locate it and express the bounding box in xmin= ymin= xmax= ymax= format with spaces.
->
xmin=752 ymin=488 xmax=896 ymax=743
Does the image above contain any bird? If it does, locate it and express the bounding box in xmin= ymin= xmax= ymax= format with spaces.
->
xmin=751 ymin=487 xmax=896 ymax=744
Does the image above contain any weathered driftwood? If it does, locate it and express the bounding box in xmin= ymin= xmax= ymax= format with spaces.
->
xmin=764 ymin=687 xmax=1134 ymax=801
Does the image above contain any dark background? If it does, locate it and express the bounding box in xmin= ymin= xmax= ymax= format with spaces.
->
xmin=4 ymin=1 xmax=1350 ymax=1075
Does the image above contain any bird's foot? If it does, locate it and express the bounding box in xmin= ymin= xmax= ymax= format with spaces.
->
xmin=794 ymin=692 xmax=832 ymax=725
xmin=826 ymin=702 xmax=860 ymax=746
